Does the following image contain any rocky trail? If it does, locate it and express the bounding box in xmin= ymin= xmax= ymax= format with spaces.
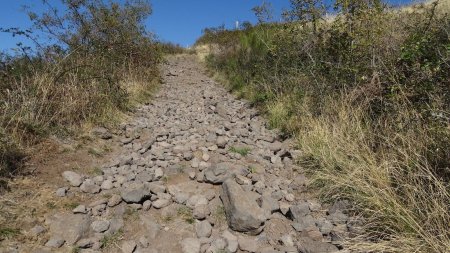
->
xmin=1 ymin=55 xmax=356 ymax=253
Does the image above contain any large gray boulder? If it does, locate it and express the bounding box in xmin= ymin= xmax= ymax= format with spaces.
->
xmin=220 ymin=178 xmax=266 ymax=235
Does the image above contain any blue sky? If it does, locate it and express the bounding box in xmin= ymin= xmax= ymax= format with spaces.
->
xmin=0 ymin=0 xmax=418 ymax=50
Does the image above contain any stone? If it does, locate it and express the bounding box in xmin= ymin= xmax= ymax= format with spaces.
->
xmin=154 ymin=168 xmax=164 ymax=180
xmin=101 ymin=180 xmax=114 ymax=190
xmin=318 ymin=220 xmax=333 ymax=235
xmin=204 ymin=162 xmax=232 ymax=184
xmin=195 ymin=220 xmax=212 ymax=238
xmin=138 ymin=236 xmax=149 ymax=248
xmin=289 ymin=202 xmax=311 ymax=221
xmin=328 ymin=200 xmax=350 ymax=214
xmin=108 ymin=194 xmax=123 ymax=207
xmin=238 ymin=236 xmax=259 ymax=252
xmin=181 ymin=238 xmax=201 ymax=253
xmin=91 ymin=204 xmax=106 ymax=216
xmin=88 ymin=199 xmax=107 ymax=208
xmin=186 ymin=195 xmax=208 ymax=209
xmin=279 ymin=202 xmax=291 ymax=215
xmin=62 ymin=171 xmax=83 ymax=187
xmin=207 ymin=238 xmax=227 ymax=252
xmin=328 ymin=210 xmax=348 ymax=225
xmin=191 ymin=158 xmax=200 ymax=168
xmin=284 ymin=193 xmax=295 ymax=202
xmin=202 ymin=152 xmax=210 ymax=162
xmin=46 ymin=213 xmax=91 ymax=245
xmin=193 ymin=204 xmax=210 ymax=220
xmin=80 ymin=179 xmax=101 ymax=194
xmin=76 ymin=238 xmax=95 ymax=248
xmin=121 ymin=240 xmax=137 ymax=253
xmin=235 ymin=175 xmax=252 ymax=185
xmin=305 ymin=227 xmax=323 ymax=241
xmin=152 ymin=199 xmax=171 ymax=209
xmin=173 ymin=192 xmax=189 ymax=204
xmin=216 ymin=136 xmax=228 ymax=148
xmin=220 ymin=179 xmax=266 ymax=235
xmin=292 ymin=215 xmax=316 ymax=232
xmin=45 ymin=237 xmax=65 ymax=248
xmin=137 ymin=171 xmax=154 ymax=182
xmin=121 ymin=183 xmax=151 ymax=203
xmin=56 ymin=187 xmax=67 ymax=197
xmin=91 ymin=220 xmax=110 ymax=233
xmin=296 ymin=238 xmax=339 ymax=253
xmin=258 ymin=195 xmax=279 ymax=215
xmin=73 ymin=205 xmax=88 ymax=214
xmin=146 ymin=182 xmax=166 ymax=194
xmin=143 ymin=200 xmax=152 ymax=211
xmin=222 ymin=230 xmax=238 ymax=253
xmin=280 ymin=234 xmax=294 ymax=247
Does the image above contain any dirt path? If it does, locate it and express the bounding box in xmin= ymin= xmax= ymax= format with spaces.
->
xmin=1 ymin=55 xmax=352 ymax=253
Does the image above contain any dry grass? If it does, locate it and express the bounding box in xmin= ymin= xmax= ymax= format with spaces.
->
xmin=0 ymin=61 xmax=159 ymax=179
xmin=265 ymin=95 xmax=450 ymax=252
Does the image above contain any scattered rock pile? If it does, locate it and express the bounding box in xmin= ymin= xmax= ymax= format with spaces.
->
xmin=17 ymin=55 xmax=359 ymax=253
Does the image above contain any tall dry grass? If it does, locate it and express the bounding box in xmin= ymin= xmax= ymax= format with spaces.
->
xmin=288 ymin=95 xmax=450 ymax=252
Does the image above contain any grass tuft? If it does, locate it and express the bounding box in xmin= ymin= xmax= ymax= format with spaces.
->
xmin=229 ymin=146 xmax=251 ymax=156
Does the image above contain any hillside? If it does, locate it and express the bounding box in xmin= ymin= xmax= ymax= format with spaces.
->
xmin=195 ymin=0 xmax=450 ymax=252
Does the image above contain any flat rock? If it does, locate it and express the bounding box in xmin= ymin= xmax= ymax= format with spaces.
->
xmin=238 ymin=236 xmax=259 ymax=252
xmin=222 ymin=230 xmax=238 ymax=253
xmin=152 ymin=199 xmax=171 ymax=209
xmin=121 ymin=183 xmax=151 ymax=203
xmin=220 ymin=178 xmax=266 ymax=235
xmin=297 ymin=237 xmax=339 ymax=253
xmin=195 ymin=220 xmax=212 ymax=238
xmin=91 ymin=220 xmax=110 ymax=233
xmin=289 ymin=202 xmax=311 ymax=221
xmin=121 ymin=240 xmax=137 ymax=253
xmin=80 ymin=179 xmax=101 ymax=194
xmin=62 ymin=171 xmax=83 ymax=187
xmin=45 ymin=237 xmax=65 ymax=248
xmin=46 ymin=213 xmax=91 ymax=245
xmin=181 ymin=238 xmax=201 ymax=253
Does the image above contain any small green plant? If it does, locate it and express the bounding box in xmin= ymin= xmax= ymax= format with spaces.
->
xmin=71 ymin=247 xmax=81 ymax=253
xmin=90 ymin=167 xmax=103 ymax=176
xmin=162 ymin=175 xmax=169 ymax=183
xmin=101 ymin=229 xmax=123 ymax=249
xmin=212 ymin=205 xmax=227 ymax=225
xmin=248 ymin=166 xmax=257 ymax=174
xmin=88 ymin=147 xmax=103 ymax=157
xmin=162 ymin=215 xmax=173 ymax=223
xmin=177 ymin=206 xmax=194 ymax=223
xmin=229 ymin=146 xmax=251 ymax=156
xmin=0 ymin=227 xmax=20 ymax=239
xmin=46 ymin=202 xmax=57 ymax=210
xmin=64 ymin=202 xmax=80 ymax=210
